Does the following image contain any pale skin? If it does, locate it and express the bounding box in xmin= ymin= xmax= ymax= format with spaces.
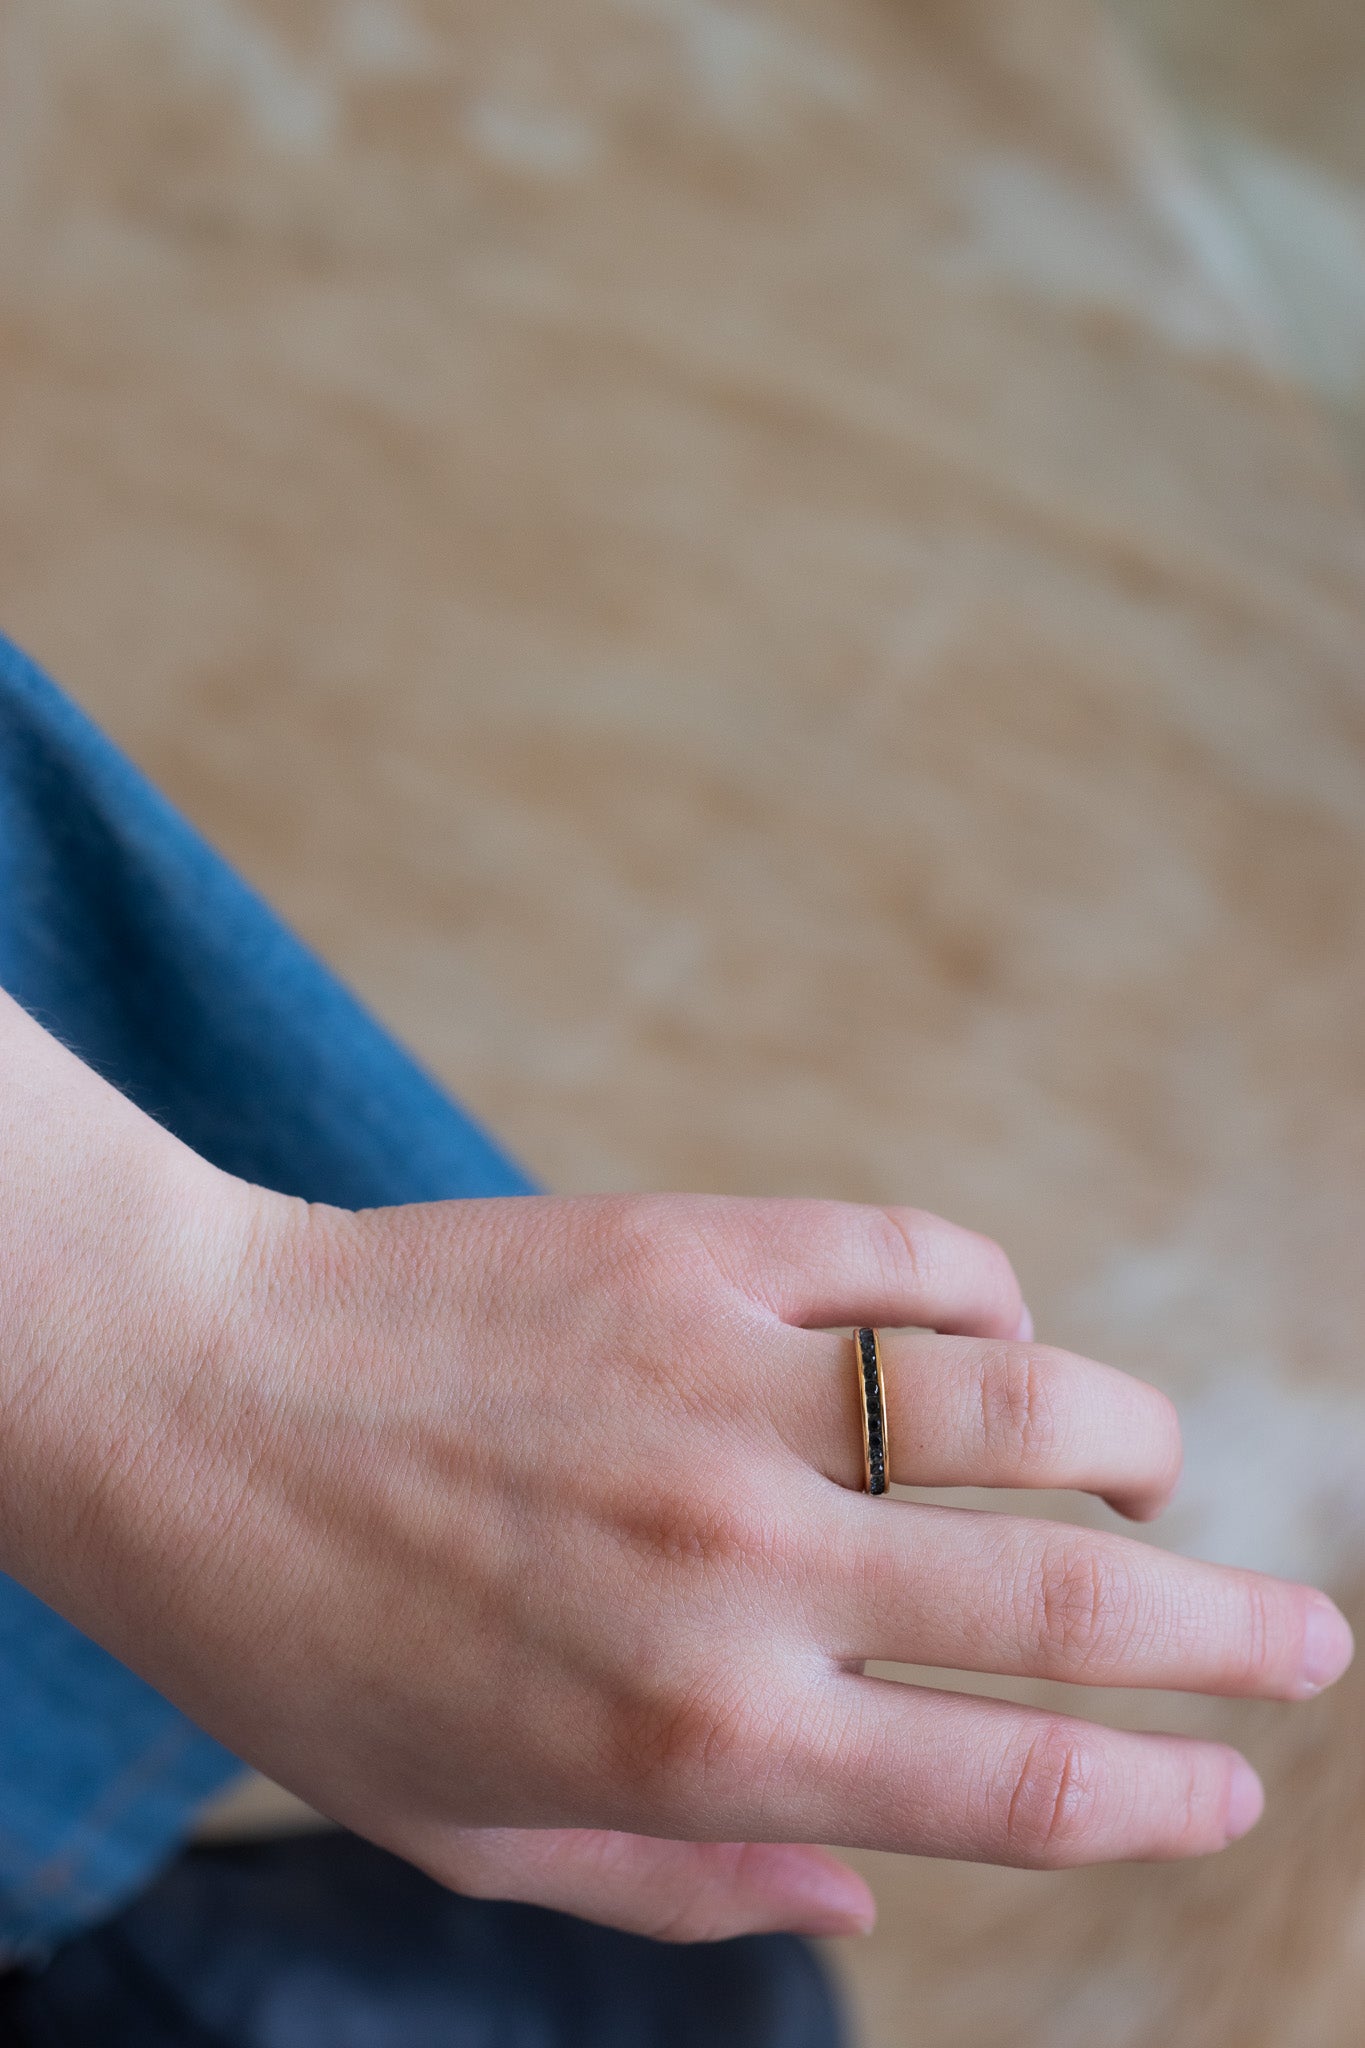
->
xmin=0 ymin=990 xmax=1352 ymax=1943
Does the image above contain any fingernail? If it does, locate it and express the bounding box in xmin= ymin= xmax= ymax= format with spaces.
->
xmin=793 ymin=1905 xmax=877 ymax=1938
xmin=1225 ymin=1759 xmax=1264 ymax=1842
xmin=1300 ymin=1597 xmax=1355 ymax=1695
xmin=1015 ymin=1304 xmax=1035 ymax=1343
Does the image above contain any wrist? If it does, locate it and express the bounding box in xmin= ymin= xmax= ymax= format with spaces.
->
xmin=0 ymin=993 xmax=275 ymax=1607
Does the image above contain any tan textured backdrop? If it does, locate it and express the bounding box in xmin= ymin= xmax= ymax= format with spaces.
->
xmin=1118 ymin=0 xmax=1365 ymax=483
xmin=3 ymin=2 xmax=1365 ymax=2041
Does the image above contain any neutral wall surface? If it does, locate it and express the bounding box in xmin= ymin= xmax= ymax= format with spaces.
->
xmin=3 ymin=3 xmax=1365 ymax=2042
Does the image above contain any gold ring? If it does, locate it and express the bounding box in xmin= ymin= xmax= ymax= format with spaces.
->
xmin=855 ymin=1328 xmax=890 ymax=1495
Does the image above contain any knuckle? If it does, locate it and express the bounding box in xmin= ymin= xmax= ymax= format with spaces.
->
xmin=974 ymin=1230 xmax=1020 ymax=1303
xmin=977 ymin=1346 xmax=1062 ymax=1468
xmin=1151 ymin=1388 xmax=1185 ymax=1491
xmin=1001 ymin=1726 xmax=1104 ymax=1867
xmin=1031 ymin=1539 xmax=1141 ymax=1674
xmin=1231 ymin=1578 xmax=1277 ymax=1687
xmin=642 ymin=1895 xmax=729 ymax=1945
xmin=596 ymin=1195 xmax=700 ymax=1294
xmin=871 ymin=1207 xmax=1019 ymax=1322
xmin=634 ymin=1847 xmax=768 ymax=1945
xmin=871 ymin=1206 xmax=938 ymax=1296
xmin=1175 ymin=1759 xmax=1208 ymax=1854
xmin=618 ymin=1480 xmax=789 ymax=1582
xmin=616 ymin=1669 xmax=768 ymax=1817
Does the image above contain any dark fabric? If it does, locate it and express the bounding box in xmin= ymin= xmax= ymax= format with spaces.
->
xmin=0 ymin=1833 xmax=846 ymax=2048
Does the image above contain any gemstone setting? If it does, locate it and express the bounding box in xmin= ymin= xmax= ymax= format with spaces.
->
xmin=854 ymin=1327 xmax=890 ymax=1496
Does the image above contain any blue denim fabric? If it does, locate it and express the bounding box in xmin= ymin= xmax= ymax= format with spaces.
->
xmin=0 ymin=633 xmax=536 ymax=1963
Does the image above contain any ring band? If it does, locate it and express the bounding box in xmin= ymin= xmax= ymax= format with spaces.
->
xmin=855 ymin=1328 xmax=890 ymax=1495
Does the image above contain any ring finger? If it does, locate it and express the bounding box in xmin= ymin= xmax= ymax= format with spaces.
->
xmin=831 ymin=1500 xmax=1353 ymax=1700
xmin=799 ymin=1329 xmax=1183 ymax=1519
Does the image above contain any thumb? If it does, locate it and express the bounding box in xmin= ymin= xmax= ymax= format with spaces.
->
xmin=424 ymin=1826 xmax=876 ymax=1942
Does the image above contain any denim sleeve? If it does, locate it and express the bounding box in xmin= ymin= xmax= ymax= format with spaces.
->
xmin=0 ymin=633 xmax=537 ymax=1962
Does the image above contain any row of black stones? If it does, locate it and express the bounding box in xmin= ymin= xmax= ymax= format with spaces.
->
xmin=856 ymin=1329 xmax=888 ymax=1495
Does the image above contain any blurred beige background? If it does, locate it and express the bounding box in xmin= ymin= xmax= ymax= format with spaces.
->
xmin=3 ymin=1 xmax=1365 ymax=2042
xmin=1119 ymin=0 xmax=1365 ymax=481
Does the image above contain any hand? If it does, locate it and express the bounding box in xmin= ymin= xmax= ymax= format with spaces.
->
xmin=0 ymin=1002 xmax=1353 ymax=1943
